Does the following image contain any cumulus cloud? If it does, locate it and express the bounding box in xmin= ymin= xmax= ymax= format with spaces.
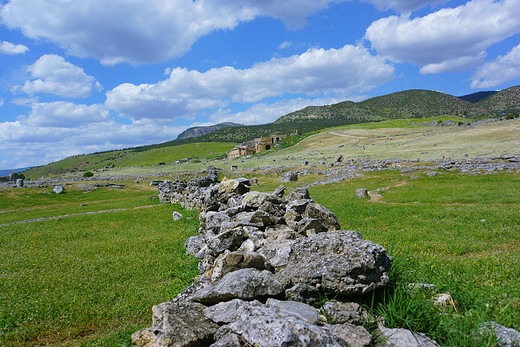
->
xmin=0 ymin=40 xmax=28 ymax=54
xmin=0 ymin=0 xmax=258 ymax=65
xmin=471 ymin=44 xmax=520 ymax=89
xmin=15 ymin=54 xmax=102 ymax=98
xmin=0 ymin=105 xmax=182 ymax=168
xmin=0 ymin=0 xmax=358 ymax=65
xmin=21 ymin=102 xmax=109 ymax=128
xmin=106 ymin=44 xmax=394 ymax=121
xmin=365 ymin=0 xmax=520 ymax=73
xmin=210 ymin=97 xmax=343 ymax=125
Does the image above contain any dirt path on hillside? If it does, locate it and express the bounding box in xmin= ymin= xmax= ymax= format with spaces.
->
xmin=0 ymin=204 xmax=160 ymax=227
xmin=368 ymin=180 xmax=408 ymax=203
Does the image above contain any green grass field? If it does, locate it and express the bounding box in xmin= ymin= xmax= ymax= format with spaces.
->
xmin=1 ymin=169 xmax=519 ymax=346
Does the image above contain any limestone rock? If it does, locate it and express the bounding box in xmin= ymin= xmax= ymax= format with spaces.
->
xmin=191 ymin=268 xmax=284 ymax=304
xmin=321 ymin=301 xmax=370 ymax=325
xmin=285 ymin=283 xmax=320 ymax=305
xmin=281 ymin=172 xmax=298 ymax=182
xmin=479 ymin=321 xmax=520 ymax=346
xmin=172 ymin=211 xmax=183 ymax=221
xmin=378 ymin=327 xmax=440 ymax=347
xmin=303 ymin=202 xmax=341 ymax=231
xmin=53 ymin=185 xmax=64 ymax=194
xmin=217 ymin=303 xmax=347 ymax=346
xmin=274 ymin=230 xmax=392 ymax=297
xmin=327 ymin=323 xmax=372 ymax=347
xmin=355 ymin=188 xmax=369 ymax=199
xmin=131 ymin=300 xmax=218 ymax=347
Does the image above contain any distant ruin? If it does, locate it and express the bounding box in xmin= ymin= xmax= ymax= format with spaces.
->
xmin=227 ymin=136 xmax=283 ymax=159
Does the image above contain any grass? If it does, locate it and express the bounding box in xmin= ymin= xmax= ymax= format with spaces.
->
xmin=304 ymin=170 xmax=520 ymax=345
xmin=2 ymin=167 xmax=519 ymax=345
xmin=0 ymin=185 xmax=200 ymax=346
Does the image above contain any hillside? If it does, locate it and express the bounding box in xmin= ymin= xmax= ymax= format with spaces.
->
xmin=458 ymin=90 xmax=497 ymax=103
xmin=176 ymin=122 xmax=242 ymax=139
xmin=21 ymin=86 xmax=520 ymax=178
xmin=475 ymin=85 xmax=520 ymax=114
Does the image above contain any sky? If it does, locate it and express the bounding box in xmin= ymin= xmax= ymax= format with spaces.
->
xmin=1 ymin=0 xmax=520 ymax=170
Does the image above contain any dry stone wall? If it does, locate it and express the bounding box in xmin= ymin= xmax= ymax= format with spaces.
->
xmin=134 ymin=169 xmax=442 ymax=347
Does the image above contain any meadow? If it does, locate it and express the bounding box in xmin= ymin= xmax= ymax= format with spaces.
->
xmin=2 ymin=169 xmax=519 ymax=346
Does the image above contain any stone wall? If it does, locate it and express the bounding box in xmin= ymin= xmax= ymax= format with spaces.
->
xmin=134 ymin=169 xmax=444 ymax=346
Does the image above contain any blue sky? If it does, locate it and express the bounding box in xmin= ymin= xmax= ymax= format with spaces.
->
xmin=1 ymin=0 xmax=520 ymax=170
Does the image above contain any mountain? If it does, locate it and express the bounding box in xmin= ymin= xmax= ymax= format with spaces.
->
xmin=458 ymin=91 xmax=497 ymax=103
xmin=475 ymin=85 xmax=520 ymax=115
xmin=20 ymin=85 xmax=520 ymax=178
xmin=0 ymin=167 xmax=33 ymax=176
xmin=176 ymin=122 xmax=242 ymax=139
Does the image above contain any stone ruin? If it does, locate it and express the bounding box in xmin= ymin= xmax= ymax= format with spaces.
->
xmin=134 ymin=168 xmax=441 ymax=346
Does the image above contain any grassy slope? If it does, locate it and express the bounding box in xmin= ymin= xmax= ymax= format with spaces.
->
xmin=307 ymin=171 xmax=520 ymax=345
xmin=23 ymin=142 xmax=236 ymax=179
xmin=2 ymin=170 xmax=519 ymax=346
xmin=0 ymin=183 xmax=200 ymax=346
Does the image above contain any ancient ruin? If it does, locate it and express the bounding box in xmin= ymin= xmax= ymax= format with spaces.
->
xmin=133 ymin=168 xmax=442 ymax=346
xmin=227 ymin=136 xmax=283 ymax=159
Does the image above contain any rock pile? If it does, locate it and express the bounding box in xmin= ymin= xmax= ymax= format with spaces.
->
xmin=134 ymin=172 xmax=410 ymax=346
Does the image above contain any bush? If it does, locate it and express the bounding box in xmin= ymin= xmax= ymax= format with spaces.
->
xmin=83 ymin=171 xmax=94 ymax=177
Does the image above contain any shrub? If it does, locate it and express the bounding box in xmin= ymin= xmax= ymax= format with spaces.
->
xmin=83 ymin=171 xmax=94 ymax=177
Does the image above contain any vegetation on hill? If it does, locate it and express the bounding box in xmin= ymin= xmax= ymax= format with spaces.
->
xmin=458 ymin=90 xmax=497 ymax=103
xmin=23 ymin=142 xmax=235 ymax=179
xmin=176 ymin=122 xmax=242 ymax=140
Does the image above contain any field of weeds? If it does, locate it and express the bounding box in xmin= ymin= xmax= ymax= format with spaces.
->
xmin=1 ymin=169 xmax=519 ymax=345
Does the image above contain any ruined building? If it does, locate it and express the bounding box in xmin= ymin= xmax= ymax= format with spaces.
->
xmin=227 ymin=135 xmax=283 ymax=159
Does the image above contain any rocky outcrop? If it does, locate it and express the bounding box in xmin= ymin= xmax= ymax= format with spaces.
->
xmin=134 ymin=170 xmax=439 ymax=346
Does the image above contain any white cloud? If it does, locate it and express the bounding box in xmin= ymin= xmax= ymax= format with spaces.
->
xmin=365 ymin=0 xmax=446 ymax=12
xmin=210 ymin=97 xmax=345 ymax=125
xmin=420 ymin=52 xmax=485 ymax=74
xmin=279 ymin=41 xmax=293 ymax=49
xmin=20 ymin=102 xmax=109 ymax=128
xmin=471 ymin=44 xmax=520 ymax=89
xmin=15 ymin=54 xmax=102 ymax=98
xmin=106 ymin=44 xmax=394 ymax=121
xmin=0 ymin=40 xmax=28 ymax=54
xmin=0 ymin=0 xmax=358 ymax=65
xmin=365 ymin=0 xmax=520 ymax=73
xmin=0 ymin=0 xmax=258 ymax=65
xmin=0 ymin=108 xmax=182 ymax=168
xmin=220 ymin=0 xmax=349 ymax=28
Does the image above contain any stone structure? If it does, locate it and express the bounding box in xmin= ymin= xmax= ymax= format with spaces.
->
xmin=130 ymin=169 xmax=441 ymax=347
xmin=227 ymin=135 xmax=283 ymax=159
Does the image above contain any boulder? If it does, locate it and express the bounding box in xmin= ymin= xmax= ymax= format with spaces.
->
xmin=131 ymin=300 xmax=218 ymax=347
xmin=281 ymin=172 xmax=298 ymax=182
xmin=214 ymin=302 xmax=347 ymax=346
xmin=321 ymin=301 xmax=370 ymax=325
xmin=479 ymin=321 xmax=520 ymax=346
xmin=303 ymin=202 xmax=341 ymax=231
xmin=355 ymin=188 xmax=369 ymax=199
xmin=274 ymin=230 xmax=392 ymax=297
xmin=53 ymin=185 xmax=64 ymax=194
xmin=377 ymin=327 xmax=440 ymax=347
xmin=191 ymin=268 xmax=285 ymax=305
xmin=326 ymin=323 xmax=372 ymax=347
xmin=172 ymin=211 xmax=183 ymax=221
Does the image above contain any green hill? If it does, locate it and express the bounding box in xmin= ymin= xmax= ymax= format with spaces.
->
xmin=22 ymin=86 xmax=520 ymax=178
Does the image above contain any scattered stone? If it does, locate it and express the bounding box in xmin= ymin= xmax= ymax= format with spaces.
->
xmin=131 ymin=300 xmax=219 ymax=347
xmin=172 ymin=211 xmax=183 ymax=221
xmin=377 ymin=327 xmax=440 ymax=346
xmin=433 ymin=293 xmax=457 ymax=310
xmin=356 ymin=188 xmax=369 ymax=198
xmin=191 ymin=268 xmax=285 ymax=305
xmin=53 ymin=185 xmax=64 ymax=194
xmin=479 ymin=321 xmax=520 ymax=346
xmin=327 ymin=323 xmax=372 ymax=347
xmin=336 ymin=155 xmax=344 ymax=163
xmin=321 ymin=301 xmax=370 ymax=325
xmin=16 ymin=179 xmax=24 ymax=187
xmin=281 ymin=172 xmax=298 ymax=182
